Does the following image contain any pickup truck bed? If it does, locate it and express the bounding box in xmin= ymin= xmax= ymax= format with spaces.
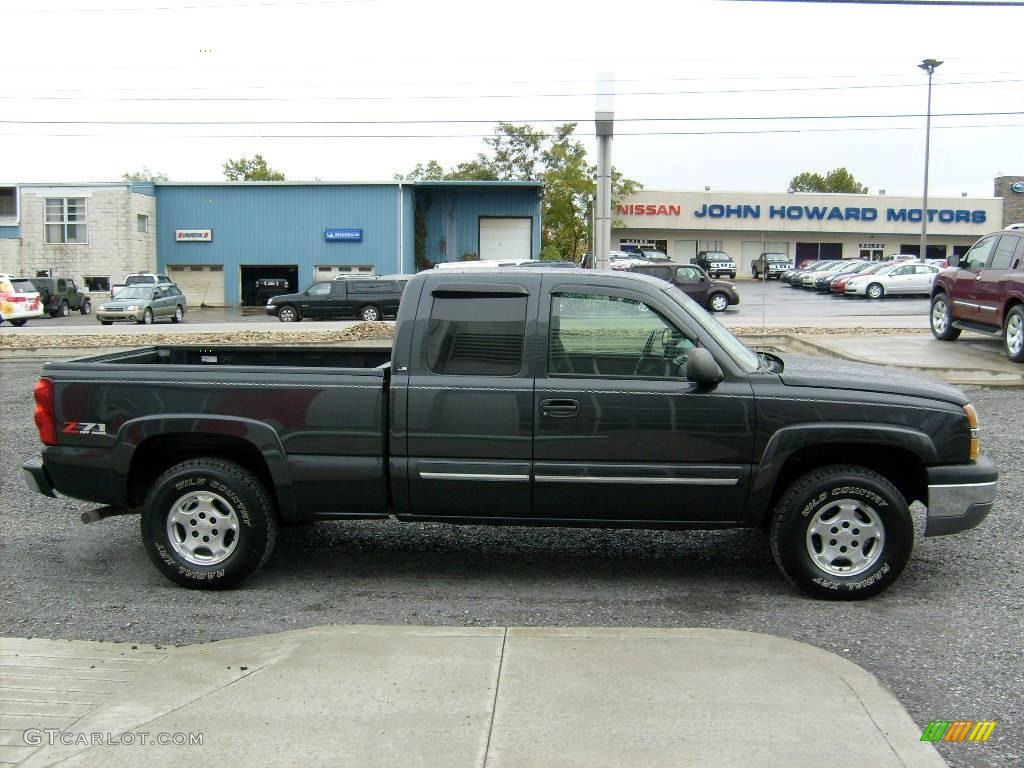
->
xmin=24 ymin=269 xmax=998 ymax=599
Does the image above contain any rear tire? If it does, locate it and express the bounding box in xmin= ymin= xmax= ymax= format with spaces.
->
xmin=100 ymin=320 xmax=113 ymax=326
xmin=708 ymin=293 xmax=729 ymax=312
xmin=769 ymin=465 xmax=913 ymax=600
xmin=10 ymin=319 xmax=27 ymax=327
xmin=171 ymin=305 xmax=184 ymax=323
xmin=141 ymin=459 xmax=278 ymax=589
xmin=360 ymin=305 xmax=382 ymax=321
xmin=58 ymin=300 xmax=70 ymax=318
xmin=930 ymin=292 xmax=961 ymax=341
xmin=80 ymin=299 xmax=92 ymax=316
xmin=1004 ymin=304 xmax=1024 ymax=363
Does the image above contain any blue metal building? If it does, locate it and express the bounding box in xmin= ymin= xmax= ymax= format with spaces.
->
xmin=154 ymin=180 xmax=542 ymax=306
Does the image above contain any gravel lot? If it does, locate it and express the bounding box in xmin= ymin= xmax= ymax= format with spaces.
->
xmin=1 ymin=359 xmax=1020 ymax=768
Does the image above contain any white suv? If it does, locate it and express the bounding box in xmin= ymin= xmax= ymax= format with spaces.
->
xmin=0 ymin=274 xmax=44 ymax=326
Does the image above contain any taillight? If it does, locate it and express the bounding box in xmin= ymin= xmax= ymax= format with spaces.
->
xmin=34 ymin=377 xmax=57 ymax=446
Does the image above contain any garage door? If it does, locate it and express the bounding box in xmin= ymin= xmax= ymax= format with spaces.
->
xmin=479 ymin=218 xmax=531 ymax=261
xmin=167 ymin=264 xmax=225 ymax=307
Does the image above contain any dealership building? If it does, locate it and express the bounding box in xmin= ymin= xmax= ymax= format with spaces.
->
xmin=612 ymin=179 xmax=1021 ymax=274
xmin=0 ymin=180 xmax=543 ymax=306
xmin=1 ymin=175 xmax=1022 ymax=307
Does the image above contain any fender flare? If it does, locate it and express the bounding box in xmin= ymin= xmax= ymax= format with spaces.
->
xmin=110 ymin=415 xmax=296 ymax=520
xmin=747 ymin=423 xmax=938 ymax=522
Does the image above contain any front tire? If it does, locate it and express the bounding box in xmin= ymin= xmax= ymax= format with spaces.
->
xmin=866 ymin=283 xmax=884 ymax=300
xmin=1004 ymin=305 xmax=1024 ymax=363
xmin=140 ymin=308 xmax=154 ymax=325
xmin=141 ymin=459 xmax=278 ymax=589
xmin=930 ymin=292 xmax=961 ymax=341
xmin=9 ymin=319 xmax=27 ymax=327
xmin=769 ymin=465 xmax=913 ymax=600
xmin=277 ymin=305 xmax=299 ymax=322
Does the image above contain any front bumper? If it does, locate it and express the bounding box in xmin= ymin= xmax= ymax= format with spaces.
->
xmin=96 ymin=310 xmax=140 ymax=322
xmin=925 ymin=456 xmax=998 ymax=536
xmin=265 ymin=306 xmax=280 ymax=318
xmin=22 ymin=455 xmax=56 ymax=498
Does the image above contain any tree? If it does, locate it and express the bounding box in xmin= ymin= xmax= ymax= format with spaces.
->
xmin=222 ymin=154 xmax=285 ymax=181
xmin=122 ymin=167 xmax=169 ymax=182
xmin=398 ymin=123 xmax=641 ymax=263
xmin=788 ymin=167 xmax=867 ymax=194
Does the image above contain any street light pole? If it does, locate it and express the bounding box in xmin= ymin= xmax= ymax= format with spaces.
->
xmin=918 ymin=58 xmax=942 ymax=262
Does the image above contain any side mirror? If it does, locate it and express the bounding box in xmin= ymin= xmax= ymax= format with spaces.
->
xmin=948 ymin=253 xmax=961 ymax=268
xmin=686 ymin=348 xmax=725 ymax=388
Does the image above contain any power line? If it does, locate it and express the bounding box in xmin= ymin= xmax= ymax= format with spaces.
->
xmin=2 ymin=78 xmax=1021 ymax=102
xmin=3 ymin=123 xmax=1020 ymax=139
xmin=3 ymin=110 xmax=1022 ymax=126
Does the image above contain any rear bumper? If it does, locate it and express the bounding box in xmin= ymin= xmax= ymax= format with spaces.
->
xmin=925 ymin=456 xmax=998 ymax=536
xmin=22 ymin=455 xmax=56 ymax=498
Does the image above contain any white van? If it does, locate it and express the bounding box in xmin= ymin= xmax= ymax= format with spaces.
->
xmin=433 ymin=260 xmax=532 ymax=270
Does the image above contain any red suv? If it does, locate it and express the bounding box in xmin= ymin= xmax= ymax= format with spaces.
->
xmin=930 ymin=228 xmax=1024 ymax=362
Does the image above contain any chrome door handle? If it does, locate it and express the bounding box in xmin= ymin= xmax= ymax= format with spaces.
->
xmin=540 ymin=399 xmax=579 ymax=418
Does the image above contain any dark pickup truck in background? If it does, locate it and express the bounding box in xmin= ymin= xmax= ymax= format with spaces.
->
xmin=24 ymin=269 xmax=997 ymax=598
xmin=266 ymin=276 xmax=407 ymax=322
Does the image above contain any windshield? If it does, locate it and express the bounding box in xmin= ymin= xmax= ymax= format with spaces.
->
xmin=765 ymin=255 xmax=789 ymax=263
xmin=115 ymin=286 xmax=154 ymax=300
xmin=124 ymin=275 xmax=154 ymax=285
xmin=662 ymin=285 xmax=759 ymax=372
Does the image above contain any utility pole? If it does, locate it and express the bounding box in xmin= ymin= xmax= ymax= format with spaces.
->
xmin=594 ymin=73 xmax=614 ymax=270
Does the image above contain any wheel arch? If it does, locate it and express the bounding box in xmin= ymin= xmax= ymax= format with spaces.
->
xmin=113 ymin=417 xmax=297 ymax=521
xmin=748 ymin=425 xmax=933 ymax=525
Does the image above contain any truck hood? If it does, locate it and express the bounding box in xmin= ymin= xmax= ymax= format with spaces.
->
xmin=777 ymin=353 xmax=967 ymax=406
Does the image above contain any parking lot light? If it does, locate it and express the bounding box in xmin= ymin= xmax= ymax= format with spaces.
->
xmin=918 ymin=58 xmax=943 ymax=263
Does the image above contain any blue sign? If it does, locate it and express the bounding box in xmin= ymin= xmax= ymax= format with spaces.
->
xmin=1012 ymin=182 xmax=1024 ymax=194
xmin=325 ymin=228 xmax=362 ymax=242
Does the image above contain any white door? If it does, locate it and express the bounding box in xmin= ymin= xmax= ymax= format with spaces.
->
xmin=479 ymin=218 xmax=531 ymax=261
xmin=673 ymin=240 xmax=697 ymax=263
xmin=167 ymin=265 xmax=225 ymax=307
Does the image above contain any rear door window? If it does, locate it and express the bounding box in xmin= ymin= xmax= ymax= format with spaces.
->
xmin=989 ymin=236 xmax=1016 ymax=270
xmin=424 ymin=295 xmax=527 ymax=376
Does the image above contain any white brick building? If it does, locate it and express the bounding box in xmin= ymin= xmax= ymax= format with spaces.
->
xmin=0 ymin=183 xmax=156 ymax=294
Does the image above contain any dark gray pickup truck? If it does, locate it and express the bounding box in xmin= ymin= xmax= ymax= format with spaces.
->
xmin=23 ymin=269 xmax=997 ymax=599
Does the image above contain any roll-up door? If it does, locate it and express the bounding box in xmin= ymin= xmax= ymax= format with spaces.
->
xmin=479 ymin=218 xmax=532 ymax=261
xmin=167 ymin=264 xmax=225 ymax=307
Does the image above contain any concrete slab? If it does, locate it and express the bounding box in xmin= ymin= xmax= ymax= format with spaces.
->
xmin=487 ymin=628 xmax=945 ymax=768
xmin=2 ymin=626 xmax=946 ymax=768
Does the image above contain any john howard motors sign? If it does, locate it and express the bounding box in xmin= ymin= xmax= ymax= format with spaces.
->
xmin=617 ymin=203 xmax=988 ymax=225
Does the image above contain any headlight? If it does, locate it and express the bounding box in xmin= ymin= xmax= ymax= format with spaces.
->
xmin=125 ymin=305 xmax=140 ymax=311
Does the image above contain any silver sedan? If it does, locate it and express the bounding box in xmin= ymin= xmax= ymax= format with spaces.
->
xmin=844 ymin=262 xmax=940 ymax=299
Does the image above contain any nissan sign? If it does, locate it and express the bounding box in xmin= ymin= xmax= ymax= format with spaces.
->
xmin=1011 ymin=182 xmax=1024 ymax=194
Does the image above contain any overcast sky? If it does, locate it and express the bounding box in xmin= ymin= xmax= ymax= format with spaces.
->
xmin=2 ymin=0 xmax=1022 ymax=197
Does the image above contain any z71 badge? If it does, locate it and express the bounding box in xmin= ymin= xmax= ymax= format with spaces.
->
xmin=62 ymin=421 xmax=107 ymax=436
